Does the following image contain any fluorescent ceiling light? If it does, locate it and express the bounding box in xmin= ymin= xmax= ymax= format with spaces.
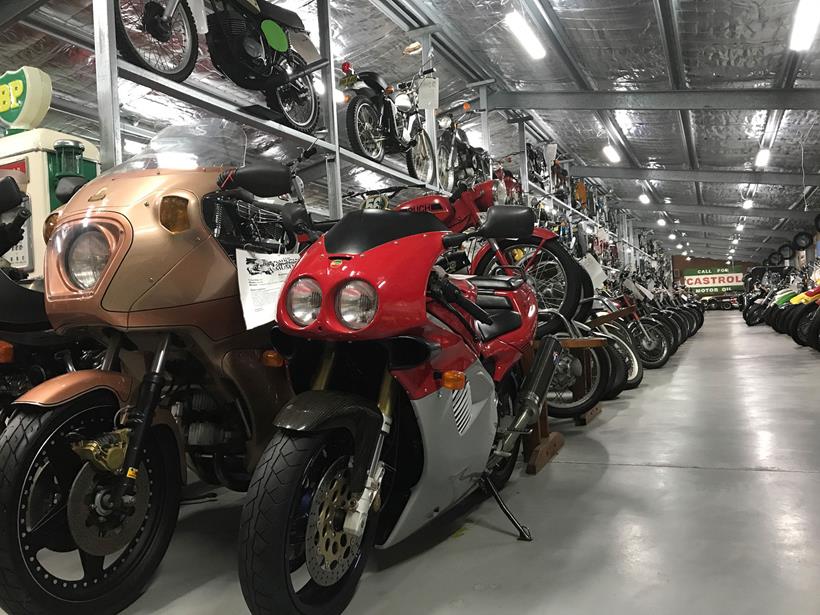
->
xmin=742 ymin=199 xmax=753 ymax=210
xmin=602 ymin=144 xmax=621 ymax=163
xmin=505 ymin=11 xmax=547 ymax=60
xmin=790 ymin=0 xmax=820 ymax=51
xmin=669 ymin=233 xmax=677 ymax=240
xmin=736 ymin=223 xmax=745 ymax=231
xmin=754 ymin=148 xmax=770 ymax=167
xmin=657 ymin=218 xmax=667 ymax=227
xmin=664 ymin=197 xmax=671 ymax=204
xmin=638 ymin=193 xmax=650 ymax=204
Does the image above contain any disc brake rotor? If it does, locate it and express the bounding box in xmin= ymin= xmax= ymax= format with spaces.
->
xmin=67 ymin=462 xmax=150 ymax=557
xmin=305 ymin=457 xmax=360 ymax=586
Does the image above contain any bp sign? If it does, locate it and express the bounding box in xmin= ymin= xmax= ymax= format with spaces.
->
xmin=0 ymin=67 xmax=52 ymax=130
xmin=683 ymin=266 xmax=744 ymax=296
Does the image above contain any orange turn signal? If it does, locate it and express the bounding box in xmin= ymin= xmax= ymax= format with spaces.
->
xmin=462 ymin=101 xmax=472 ymax=111
xmin=159 ymin=196 xmax=190 ymax=233
xmin=441 ymin=370 xmax=465 ymax=390
xmin=261 ymin=350 xmax=286 ymax=368
xmin=385 ymin=85 xmax=395 ymax=94
xmin=0 ymin=341 xmax=14 ymax=364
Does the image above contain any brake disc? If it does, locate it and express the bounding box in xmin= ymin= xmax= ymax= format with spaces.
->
xmin=67 ymin=462 xmax=150 ymax=557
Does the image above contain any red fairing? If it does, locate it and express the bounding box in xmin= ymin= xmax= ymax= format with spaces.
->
xmin=471 ymin=180 xmax=497 ymax=212
xmin=276 ymin=231 xmax=448 ymax=340
xmin=468 ymin=226 xmax=559 ymax=274
xmin=393 ymin=193 xmax=480 ymax=234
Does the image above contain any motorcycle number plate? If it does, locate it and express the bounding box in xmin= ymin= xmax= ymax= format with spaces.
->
xmin=338 ymin=74 xmax=358 ymax=88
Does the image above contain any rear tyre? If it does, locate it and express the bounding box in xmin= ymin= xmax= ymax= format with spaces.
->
xmin=406 ymin=129 xmax=436 ymax=185
xmin=346 ymin=96 xmax=385 ymax=162
xmin=266 ymin=53 xmax=320 ymax=134
xmin=602 ymin=344 xmax=627 ymax=401
xmin=604 ymin=324 xmax=644 ymax=390
xmin=547 ymin=339 xmax=611 ymax=419
xmin=789 ymin=302 xmax=818 ymax=346
xmin=629 ymin=318 xmax=671 ymax=369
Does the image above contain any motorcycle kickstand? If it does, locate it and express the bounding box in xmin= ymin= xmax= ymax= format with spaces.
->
xmin=479 ymin=472 xmax=533 ymax=542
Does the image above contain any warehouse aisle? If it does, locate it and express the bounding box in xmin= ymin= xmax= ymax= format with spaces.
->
xmin=122 ymin=312 xmax=820 ymax=615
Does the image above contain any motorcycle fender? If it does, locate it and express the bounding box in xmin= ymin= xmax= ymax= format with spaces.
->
xmin=468 ymin=228 xmax=559 ymax=275
xmin=274 ymin=390 xmax=383 ymax=492
xmin=288 ymin=31 xmax=321 ymax=64
xmin=188 ymin=0 xmax=209 ymax=34
xmin=16 ymin=370 xmax=135 ymax=407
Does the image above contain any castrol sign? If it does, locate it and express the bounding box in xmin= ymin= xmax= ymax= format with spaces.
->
xmin=682 ymin=266 xmax=744 ymax=296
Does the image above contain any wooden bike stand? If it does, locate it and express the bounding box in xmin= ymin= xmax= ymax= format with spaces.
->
xmin=521 ymin=340 xmax=564 ymax=475
xmin=562 ymin=337 xmax=607 ymax=427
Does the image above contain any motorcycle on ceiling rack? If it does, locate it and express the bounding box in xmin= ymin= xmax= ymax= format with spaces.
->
xmin=526 ymin=142 xmax=547 ymax=189
xmin=339 ymin=62 xmax=437 ymax=185
xmin=436 ymin=103 xmax=492 ymax=192
xmin=114 ymin=0 xmax=326 ymax=133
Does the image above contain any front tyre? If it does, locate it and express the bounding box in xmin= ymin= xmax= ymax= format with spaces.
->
xmin=346 ymin=96 xmax=385 ymax=162
xmin=406 ymin=129 xmax=436 ymax=185
xmin=239 ymin=430 xmax=374 ymax=615
xmin=266 ymin=53 xmax=320 ymax=134
xmin=0 ymin=394 xmax=180 ymax=615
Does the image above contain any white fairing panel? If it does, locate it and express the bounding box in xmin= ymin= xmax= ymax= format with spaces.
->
xmin=187 ymin=0 xmax=209 ymax=34
xmin=379 ymin=360 xmax=496 ymax=549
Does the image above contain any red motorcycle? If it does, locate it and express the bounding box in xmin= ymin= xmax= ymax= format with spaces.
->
xmin=237 ymin=205 xmax=562 ymax=615
xmin=386 ymin=177 xmax=582 ymax=334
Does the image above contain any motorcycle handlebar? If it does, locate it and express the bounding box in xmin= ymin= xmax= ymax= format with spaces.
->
xmin=438 ymin=278 xmax=493 ymax=325
xmin=8 ymin=208 xmax=31 ymax=233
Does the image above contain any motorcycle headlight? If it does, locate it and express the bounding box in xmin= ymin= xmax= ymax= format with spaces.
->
xmin=43 ymin=210 xmax=62 ymax=244
xmin=336 ymin=280 xmax=378 ymax=330
xmin=286 ymin=277 xmax=322 ymax=326
xmin=65 ymin=229 xmax=110 ymax=290
xmin=492 ymin=179 xmax=507 ymax=206
xmin=437 ymin=116 xmax=452 ymax=130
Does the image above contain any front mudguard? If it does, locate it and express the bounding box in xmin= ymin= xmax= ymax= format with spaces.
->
xmin=468 ymin=227 xmax=560 ymax=275
xmin=274 ymin=390 xmax=383 ymax=492
xmin=12 ymin=370 xmax=186 ymax=483
xmin=288 ymin=31 xmax=321 ymax=65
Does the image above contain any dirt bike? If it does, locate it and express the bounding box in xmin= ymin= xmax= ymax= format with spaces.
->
xmin=339 ymin=62 xmax=437 ymax=185
xmin=114 ymin=0 xmax=325 ymax=132
xmin=436 ymin=105 xmax=492 ymax=191
xmin=0 ymin=120 xmax=317 ymax=615
xmin=237 ymin=203 xmax=562 ymax=615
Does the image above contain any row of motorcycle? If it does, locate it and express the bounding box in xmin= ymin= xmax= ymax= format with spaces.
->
xmin=743 ymin=265 xmax=820 ymax=349
xmin=0 ymin=119 xmax=703 ymax=615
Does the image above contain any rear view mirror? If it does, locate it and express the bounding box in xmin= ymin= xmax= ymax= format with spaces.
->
xmin=55 ymin=176 xmax=89 ymax=204
xmin=480 ymin=206 xmax=535 ymax=239
xmin=0 ymin=176 xmax=23 ymax=214
xmin=230 ymin=162 xmax=291 ymax=198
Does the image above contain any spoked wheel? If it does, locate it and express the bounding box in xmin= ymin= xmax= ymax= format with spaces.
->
xmin=437 ymin=141 xmax=456 ymax=191
xmin=266 ymin=53 xmax=320 ymax=134
xmin=602 ymin=324 xmax=644 ymax=389
xmin=629 ymin=318 xmax=671 ymax=369
xmin=546 ymin=336 xmax=611 ymax=419
xmin=475 ymin=236 xmax=582 ymax=337
xmin=0 ymin=394 xmax=180 ymax=615
xmin=239 ymin=430 xmax=374 ymax=615
xmin=406 ymin=129 xmax=436 ymax=185
xmin=114 ymin=0 xmax=198 ymax=82
xmin=791 ymin=303 xmax=819 ymax=346
xmin=346 ymin=96 xmax=385 ymax=162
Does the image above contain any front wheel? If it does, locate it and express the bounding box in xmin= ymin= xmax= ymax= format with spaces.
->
xmin=266 ymin=53 xmax=320 ymax=134
xmin=114 ymin=0 xmax=198 ymax=82
xmin=239 ymin=430 xmax=373 ymax=615
xmin=0 ymin=394 xmax=180 ymax=615
xmin=346 ymin=96 xmax=385 ymax=162
xmin=406 ymin=128 xmax=436 ymax=185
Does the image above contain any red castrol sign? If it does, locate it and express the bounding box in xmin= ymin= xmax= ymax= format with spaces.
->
xmin=682 ymin=266 xmax=744 ymax=296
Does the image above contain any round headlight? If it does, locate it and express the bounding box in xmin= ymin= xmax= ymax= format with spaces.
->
xmin=492 ymin=179 xmax=507 ymax=206
xmin=66 ymin=229 xmax=110 ymax=289
xmin=437 ymin=116 xmax=452 ymax=130
xmin=286 ymin=277 xmax=322 ymax=326
xmin=336 ymin=280 xmax=378 ymax=330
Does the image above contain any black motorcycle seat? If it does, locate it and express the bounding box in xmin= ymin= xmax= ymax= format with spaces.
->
xmin=313 ymin=219 xmax=337 ymax=232
xmin=230 ymin=162 xmax=291 ymax=198
xmin=259 ymin=2 xmax=304 ymax=30
xmin=0 ymin=269 xmax=49 ymax=332
xmin=476 ymin=309 xmax=522 ymax=341
xmin=469 ymin=276 xmax=524 ymax=291
xmin=324 ymin=209 xmax=446 ymax=255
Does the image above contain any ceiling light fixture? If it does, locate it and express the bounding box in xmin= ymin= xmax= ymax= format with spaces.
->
xmin=742 ymin=199 xmax=754 ymax=210
xmin=682 ymin=251 xmax=688 ymax=256
xmin=657 ymin=217 xmax=667 ymax=227
xmin=505 ymin=10 xmax=547 ymax=60
xmin=732 ymin=238 xmax=739 ymax=245
xmin=638 ymin=193 xmax=650 ymax=204
xmin=686 ymin=256 xmax=692 ymax=261
xmin=730 ymin=248 xmax=736 ymax=253
xmin=736 ymin=223 xmax=745 ymax=231
xmin=676 ymin=243 xmax=683 ymax=249
xmin=669 ymin=233 xmax=677 ymax=240
xmin=725 ymin=260 xmax=731 ymax=265
xmin=789 ymin=0 xmax=820 ymax=51
xmin=603 ymin=144 xmax=621 ymax=163
xmin=754 ymin=148 xmax=771 ymax=167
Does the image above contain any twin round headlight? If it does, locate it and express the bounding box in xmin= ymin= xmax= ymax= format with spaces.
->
xmin=66 ymin=229 xmax=110 ymax=290
xmin=286 ymin=278 xmax=378 ymax=330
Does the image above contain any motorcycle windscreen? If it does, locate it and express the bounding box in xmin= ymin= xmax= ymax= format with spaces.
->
xmin=0 ymin=269 xmax=50 ymax=332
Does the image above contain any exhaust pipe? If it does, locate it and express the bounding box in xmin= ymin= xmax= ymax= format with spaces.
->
xmin=497 ymin=335 xmax=562 ymax=456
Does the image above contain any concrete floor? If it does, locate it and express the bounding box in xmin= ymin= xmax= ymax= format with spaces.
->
xmin=47 ymin=311 xmax=820 ymax=614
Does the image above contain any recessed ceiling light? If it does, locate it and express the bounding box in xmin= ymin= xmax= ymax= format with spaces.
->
xmin=602 ymin=144 xmax=621 ymax=163
xmin=669 ymin=233 xmax=677 ymax=240
xmin=725 ymin=260 xmax=731 ymax=265
xmin=732 ymin=238 xmax=739 ymax=244
xmin=754 ymin=148 xmax=771 ymax=167
xmin=789 ymin=0 xmax=820 ymax=51
xmin=664 ymin=197 xmax=671 ymax=204
xmin=505 ymin=10 xmax=547 ymax=60
xmin=673 ymin=218 xmax=680 ymax=224
xmin=676 ymin=243 xmax=683 ymax=249
xmin=730 ymin=248 xmax=736 ymax=253
xmin=742 ymin=199 xmax=753 ymax=210
xmin=686 ymin=256 xmax=692 ymax=261
xmin=736 ymin=223 xmax=745 ymax=231
xmin=682 ymin=251 xmax=688 ymax=256
xmin=657 ymin=217 xmax=666 ymax=226
xmin=638 ymin=193 xmax=650 ymax=204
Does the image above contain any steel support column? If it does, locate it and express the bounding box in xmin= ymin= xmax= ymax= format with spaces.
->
xmin=420 ymin=32 xmax=438 ymax=185
xmin=91 ymin=0 xmax=122 ymax=170
xmin=317 ymin=0 xmax=342 ymax=218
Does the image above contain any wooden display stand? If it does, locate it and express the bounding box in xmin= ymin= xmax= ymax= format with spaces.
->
xmin=566 ymin=337 xmax=607 ymax=427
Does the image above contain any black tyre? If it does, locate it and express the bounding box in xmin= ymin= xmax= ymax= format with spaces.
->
xmin=239 ymin=429 xmax=374 ymax=615
xmin=745 ymin=303 xmax=765 ymax=326
xmin=437 ymin=140 xmax=456 ymax=191
xmin=114 ymin=0 xmax=198 ymax=82
xmin=0 ymin=394 xmax=181 ymax=615
xmin=605 ymin=325 xmax=644 ymax=390
xmin=266 ymin=52 xmax=320 ymax=134
xmin=488 ymin=372 xmax=522 ymax=490
xmin=789 ymin=302 xmax=818 ymax=346
xmin=405 ymin=128 xmax=436 ymax=185
xmin=574 ymin=267 xmax=594 ymax=324
xmin=808 ymin=308 xmax=820 ymax=350
xmin=779 ymin=243 xmax=796 ymax=260
xmin=815 ymin=213 xmax=820 ymax=233
xmin=793 ymin=231 xmax=814 ymax=251
xmin=474 ymin=236 xmax=582 ymax=336
xmin=547 ymin=339 xmax=611 ymax=419
xmin=602 ymin=344 xmax=628 ymax=401
xmin=653 ymin=312 xmax=682 ymax=352
xmin=628 ymin=318 xmax=671 ymax=369
xmin=346 ymin=96 xmax=385 ymax=162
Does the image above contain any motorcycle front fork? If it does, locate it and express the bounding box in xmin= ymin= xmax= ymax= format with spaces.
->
xmin=161 ymin=0 xmax=182 ymax=21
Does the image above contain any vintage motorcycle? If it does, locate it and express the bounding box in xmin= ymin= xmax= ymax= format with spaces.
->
xmin=238 ymin=204 xmax=562 ymax=614
xmin=0 ymin=120 xmax=307 ymax=614
xmin=339 ymin=62 xmax=437 ymax=185
xmin=436 ymin=105 xmax=492 ymax=191
xmin=114 ymin=0 xmax=325 ymax=132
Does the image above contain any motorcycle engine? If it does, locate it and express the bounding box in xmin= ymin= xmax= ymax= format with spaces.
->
xmin=207 ymin=10 xmax=276 ymax=89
